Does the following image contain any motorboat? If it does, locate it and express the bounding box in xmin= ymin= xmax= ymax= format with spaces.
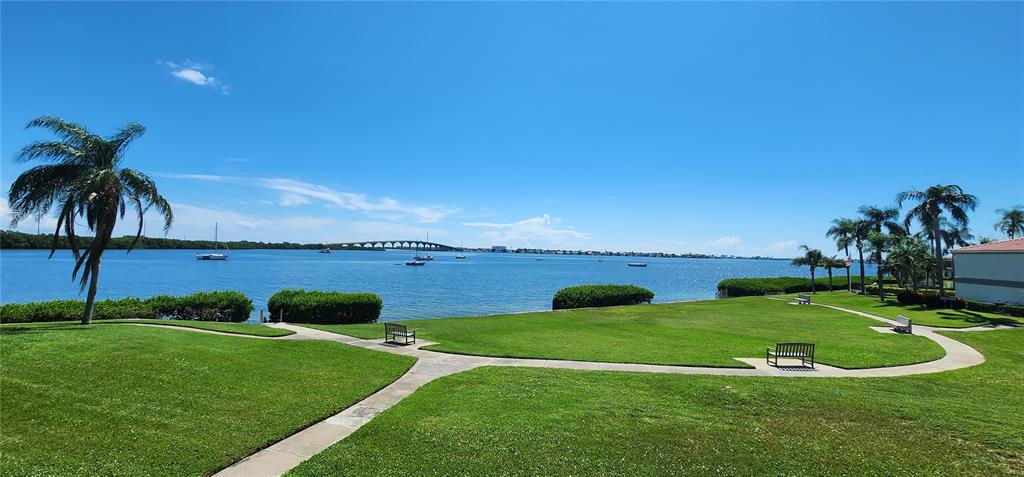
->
xmin=405 ymin=260 xmax=426 ymax=266
xmin=319 ymin=248 xmax=332 ymax=254
xmin=627 ymin=262 xmax=648 ymax=267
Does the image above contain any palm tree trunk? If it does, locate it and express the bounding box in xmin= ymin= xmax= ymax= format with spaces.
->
xmin=877 ymin=263 xmax=884 ymax=302
xmin=828 ymin=268 xmax=834 ymax=292
xmin=82 ymin=260 xmax=101 ymax=325
xmin=934 ymin=224 xmax=944 ymax=296
xmin=810 ymin=267 xmax=816 ymax=294
xmin=844 ymin=245 xmax=851 ymax=292
xmin=857 ymin=247 xmax=865 ymax=294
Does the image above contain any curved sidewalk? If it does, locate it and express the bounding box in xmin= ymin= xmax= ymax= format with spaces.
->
xmin=204 ymin=301 xmax=1004 ymax=477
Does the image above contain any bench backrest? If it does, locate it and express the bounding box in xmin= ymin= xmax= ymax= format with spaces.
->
xmin=385 ymin=323 xmax=407 ymax=333
xmin=775 ymin=342 xmax=815 ymax=357
xmin=895 ymin=315 xmax=912 ymax=326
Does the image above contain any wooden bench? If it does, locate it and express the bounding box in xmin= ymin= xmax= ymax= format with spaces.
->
xmin=766 ymin=342 xmax=815 ymax=368
xmin=892 ymin=315 xmax=913 ymax=334
xmin=384 ymin=323 xmax=416 ymax=344
xmin=794 ymin=293 xmax=811 ymax=305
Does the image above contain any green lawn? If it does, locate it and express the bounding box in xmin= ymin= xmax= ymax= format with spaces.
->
xmin=790 ymin=291 xmax=1023 ymax=328
xmin=0 ymin=323 xmax=414 ymax=476
xmin=304 ymin=297 xmax=944 ymax=369
xmin=101 ymin=318 xmax=295 ymax=336
xmin=288 ymin=328 xmax=1024 ymax=477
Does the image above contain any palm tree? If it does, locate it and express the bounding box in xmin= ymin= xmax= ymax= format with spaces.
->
xmin=994 ymin=206 xmax=1024 ymax=239
xmin=939 ymin=219 xmax=974 ymax=255
xmin=7 ymin=116 xmax=173 ymax=324
xmin=826 ymin=218 xmax=856 ymax=292
xmin=856 ymin=206 xmax=901 ymax=294
xmin=897 ymin=184 xmax=978 ymax=296
xmin=865 ymin=231 xmax=892 ymax=301
xmin=820 ymin=255 xmax=846 ymax=292
xmin=886 ymin=236 xmax=930 ymax=291
xmin=791 ymin=245 xmax=824 ymax=293
xmin=852 ymin=219 xmax=871 ymax=294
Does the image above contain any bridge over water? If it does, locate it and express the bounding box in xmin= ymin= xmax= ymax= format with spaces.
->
xmin=335 ymin=240 xmax=462 ymax=251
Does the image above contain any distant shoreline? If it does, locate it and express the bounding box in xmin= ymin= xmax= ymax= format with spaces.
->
xmin=0 ymin=230 xmax=792 ymax=260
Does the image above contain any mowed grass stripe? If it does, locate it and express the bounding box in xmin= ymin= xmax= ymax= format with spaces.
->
xmin=0 ymin=323 xmax=414 ymax=477
xmin=306 ymin=297 xmax=944 ymax=369
xmin=288 ymin=328 xmax=1024 ymax=477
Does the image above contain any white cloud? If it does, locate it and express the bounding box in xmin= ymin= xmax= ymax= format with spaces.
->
xmin=278 ymin=193 xmax=312 ymax=207
xmin=763 ymin=240 xmax=798 ymax=256
xmin=704 ymin=236 xmax=742 ymax=249
xmin=463 ymin=214 xmax=589 ymax=246
xmin=0 ymin=198 xmax=10 ymax=224
xmin=159 ymin=59 xmax=231 ymax=95
xmin=234 ymin=220 xmax=261 ymax=230
xmin=157 ymin=173 xmax=455 ymax=223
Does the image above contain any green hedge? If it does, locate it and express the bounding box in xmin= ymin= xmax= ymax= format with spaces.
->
xmin=267 ymin=289 xmax=382 ymax=324
xmin=963 ymin=299 xmax=1024 ymax=318
xmin=0 ymin=291 xmax=253 ymax=324
xmin=716 ymin=276 xmax=876 ymax=297
xmin=145 ymin=291 xmax=253 ymax=322
xmin=552 ymin=284 xmax=654 ymax=310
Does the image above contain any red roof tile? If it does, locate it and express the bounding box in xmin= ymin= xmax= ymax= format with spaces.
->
xmin=952 ymin=238 xmax=1024 ymax=253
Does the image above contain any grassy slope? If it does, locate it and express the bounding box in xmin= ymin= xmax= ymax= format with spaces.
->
xmin=289 ymin=328 xmax=1024 ymax=477
xmin=791 ymin=291 xmax=1023 ymax=328
xmin=101 ymin=319 xmax=295 ymax=336
xmin=303 ymin=297 xmax=943 ymax=369
xmin=0 ymin=323 xmax=414 ymax=476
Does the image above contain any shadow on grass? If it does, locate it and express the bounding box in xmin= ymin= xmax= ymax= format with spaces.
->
xmin=933 ymin=310 xmax=1021 ymax=327
xmin=0 ymin=323 xmax=91 ymax=336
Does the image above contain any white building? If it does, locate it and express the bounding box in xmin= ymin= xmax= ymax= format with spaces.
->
xmin=952 ymin=238 xmax=1024 ymax=305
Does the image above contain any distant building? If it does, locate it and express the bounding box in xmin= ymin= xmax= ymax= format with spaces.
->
xmin=491 ymin=245 xmax=508 ymax=253
xmin=952 ymin=238 xmax=1024 ymax=305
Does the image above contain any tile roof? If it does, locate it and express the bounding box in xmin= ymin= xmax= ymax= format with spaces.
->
xmin=952 ymin=238 xmax=1024 ymax=253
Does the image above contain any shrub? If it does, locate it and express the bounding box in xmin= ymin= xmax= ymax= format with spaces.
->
xmin=895 ymin=290 xmax=965 ymax=309
xmin=145 ymin=291 xmax=253 ymax=322
xmin=267 ymin=289 xmax=382 ymax=324
xmin=716 ymin=276 xmax=875 ymax=297
xmin=962 ymin=299 xmax=1024 ymax=318
xmin=552 ymin=284 xmax=654 ymax=310
xmin=0 ymin=291 xmax=252 ymax=324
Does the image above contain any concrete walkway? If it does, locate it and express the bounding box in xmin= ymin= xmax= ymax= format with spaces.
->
xmin=145 ymin=301 xmax=1005 ymax=477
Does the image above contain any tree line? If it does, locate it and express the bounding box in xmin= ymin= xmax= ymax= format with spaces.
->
xmin=792 ymin=184 xmax=1023 ymax=301
xmin=0 ymin=230 xmax=372 ymax=251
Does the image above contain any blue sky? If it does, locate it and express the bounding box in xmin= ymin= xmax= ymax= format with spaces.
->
xmin=2 ymin=2 xmax=1021 ymax=257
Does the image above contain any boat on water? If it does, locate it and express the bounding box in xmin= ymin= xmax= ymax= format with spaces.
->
xmin=627 ymin=262 xmax=647 ymax=267
xmin=414 ymin=232 xmax=434 ymax=261
xmin=405 ymin=260 xmax=426 ymax=266
xmin=196 ymin=223 xmax=229 ymax=261
xmin=319 ymin=248 xmax=332 ymax=254
xmin=455 ymin=255 xmax=466 ymax=259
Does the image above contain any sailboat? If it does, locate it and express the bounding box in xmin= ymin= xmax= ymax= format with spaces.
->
xmin=455 ymin=241 xmax=466 ymax=259
xmin=406 ymin=242 xmax=426 ymax=266
xmin=413 ymin=232 xmax=434 ymax=261
xmin=196 ymin=223 xmax=229 ymax=261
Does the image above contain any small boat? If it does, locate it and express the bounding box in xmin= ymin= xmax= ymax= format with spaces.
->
xmin=319 ymin=248 xmax=332 ymax=254
xmin=414 ymin=255 xmax=434 ymax=261
xmin=405 ymin=260 xmax=426 ymax=266
xmin=627 ymin=262 xmax=648 ymax=267
xmin=535 ymin=258 xmax=544 ymax=261
xmin=455 ymin=255 xmax=466 ymax=259
xmin=196 ymin=223 xmax=229 ymax=261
